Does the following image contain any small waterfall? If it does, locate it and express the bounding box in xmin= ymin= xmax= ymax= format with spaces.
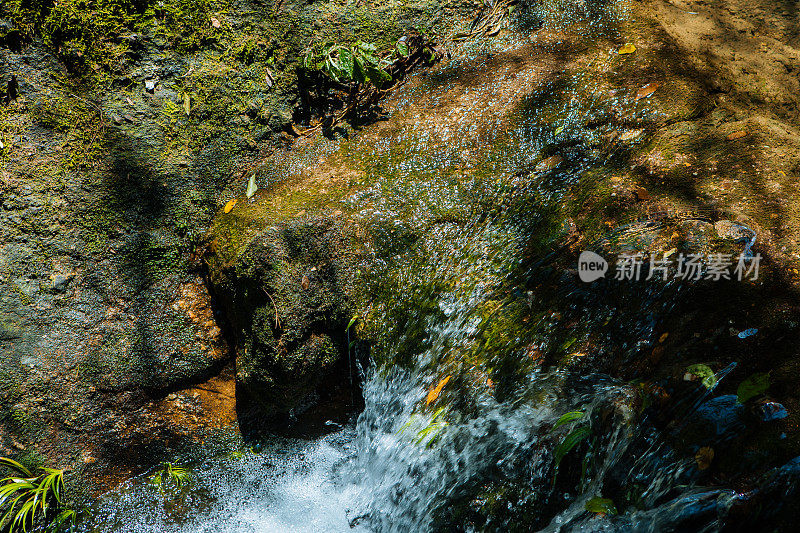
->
xmin=82 ymin=1 xmax=800 ymax=531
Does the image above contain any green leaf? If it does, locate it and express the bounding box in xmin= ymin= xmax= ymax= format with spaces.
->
xmin=552 ymin=411 xmax=584 ymax=430
xmin=0 ymin=458 xmax=33 ymax=478
xmin=686 ymin=364 xmax=717 ymax=389
xmin=554 ymin=426 xmax=591 ymax=467
xmin=585 ymin=496 xmax=618 ymax=515
xmin=338 ymin=49 xmax=355 ymax=80
xmin=246 ymin=175 xmax=258 ymax=198
xmin=365 ymin=66 xmax=391 ymax=88
xmin=355 ymin=40 xmax=376 ymax=53
xmin=737 ymin=372 xmax=770 ymax=403
xmin=346 ymin=315 xmax=359 ymax=331
xmin=396 ymin=40 xmax=409 ymax=57
xmin=352 ymin=56 xmax=366 ymax=84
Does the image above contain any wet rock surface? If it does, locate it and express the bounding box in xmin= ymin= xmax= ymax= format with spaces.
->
xmin=207 ymin=212 xmax=361 ymax=419
xmin=0 ymin=0 xmax=457 ymax=486
xmin=3 ymin=0 xmax=800 ymax=528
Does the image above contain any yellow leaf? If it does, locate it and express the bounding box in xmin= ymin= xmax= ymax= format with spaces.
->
xmin=618 ymin=43 xmax=636 ymax=55
xmin=183 ymin=92 xmax=191 ymax=116
xmin=224 ymin=199 xmax=238 ymax=213
xmin=695 ymin=446 xmax=714 ymax=470
xmin=425 ymin=375 xmax=451 ymax=405
xmin=659 ymin=332 xmax=669 ymax=343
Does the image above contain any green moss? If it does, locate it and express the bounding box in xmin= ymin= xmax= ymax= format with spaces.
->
xmin=14 ymin=449 xmax=47 ymax=472
xmin=1 ymin=0 xmax=227 ymax=81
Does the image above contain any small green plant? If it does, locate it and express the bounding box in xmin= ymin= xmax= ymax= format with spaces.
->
xmin=399 ymin=407 xmax=449 ymax=448
xmin=550 ymin=410 xmax=591 ymax=485
xmin=149 ymin=462 xmax=191 ymax=493
xmin=302 ymin=40 xmax=393 ymax=88
xmin=0 ymin=457 xmax=76 ymax=532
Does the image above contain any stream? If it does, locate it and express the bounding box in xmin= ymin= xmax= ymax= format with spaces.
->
xmin=76 ymin=0 xmax=800 ymax=531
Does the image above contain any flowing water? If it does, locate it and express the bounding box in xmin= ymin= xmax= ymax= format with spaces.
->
xmin=81 ymin=1 xmax=800 ymax=531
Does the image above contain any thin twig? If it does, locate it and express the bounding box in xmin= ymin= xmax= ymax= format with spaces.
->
xmin=263 ymin=288 xmax=281 ymax=329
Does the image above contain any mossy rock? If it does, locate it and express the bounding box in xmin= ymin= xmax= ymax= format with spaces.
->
xmin=208 ymin=206 xmax=362 ymax=417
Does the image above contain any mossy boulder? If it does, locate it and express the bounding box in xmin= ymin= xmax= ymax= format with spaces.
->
xmin=208 ymin=206 xmax=362 ymax=417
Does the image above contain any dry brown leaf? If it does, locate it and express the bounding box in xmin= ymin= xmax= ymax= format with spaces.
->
xmin=633 ymin=186 xmax=650 ymax=201
xmin=301 ymin=275 xmax=310 ymax=290
xmin=650 ymin=346 xmax=665 ymax=363
xmin=211 ymin=17 xmax=221 ymax=28
xmin=636 ymin=82 xmax=660 ymax=101
xmin=727 ymin=130 xmax=747 ymax=140
xmin=695 ymin=446 xmax=714 ymax=470
xmin=223 ymin=199 xmax=238 ymax=213
xmin=425 ymin=375 xmax=451 ymax=405
xmin=535 ymin=155 xmax=563 ymax=173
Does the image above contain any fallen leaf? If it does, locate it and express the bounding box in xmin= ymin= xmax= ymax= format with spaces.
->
xmin=695 ymin=446 xmax=714 ymax=470
xmin=633 ymin=186 xmax=650 ymax=201
xmin=659 ymin=332 xmax=669 ymax=343
xmin=685 ymin=364 xmax=717 ymax=389
xmin=265 ymin=68 xmax=274 ymax=88
xmin=425 ymin=375 xmax=451 ymax=405
xmin=126 ymin=96 xmax=134 ymax=106
xmin=618 ymin=43 xmax=636 ymax=55
xmin=183 ymin=92 xmax=191 ymax=116
xmin=737 ymin=372 xmax=769 ymax=403
xmin=535 ymin=155 xmax=563 ymax=173
xmin=636 ymin=82 xmax=660 ymax=101
xmin=223 ymin=199 xmax=238 ymax=213
xmin=245 ymin=174 xmax=258 ymax=198
xmin=301 ymin=275 xmax=310 ymax=290
xmin=650 ymin=345 xmax=664 ymax=363
xmin=211 ymin=16 xmax=221 ymax=28
xmin=727 ymin=130 xmax=747 ymax=140
xmin=619 ymin=129 xmax=644 ymax=141
xmin=585 ymin=496 xmax=618 ymax=515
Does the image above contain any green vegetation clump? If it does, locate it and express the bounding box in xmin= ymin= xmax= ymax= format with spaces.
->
xmin=302 ymin=40 xmax=394 ymax=88
xmin=149 ymin=462 xmax=191 ymax=493
xmin=1 ymin=0 xmax=225 ymax=79
xmin=0 ymin=457 xmax=76 ymax=532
